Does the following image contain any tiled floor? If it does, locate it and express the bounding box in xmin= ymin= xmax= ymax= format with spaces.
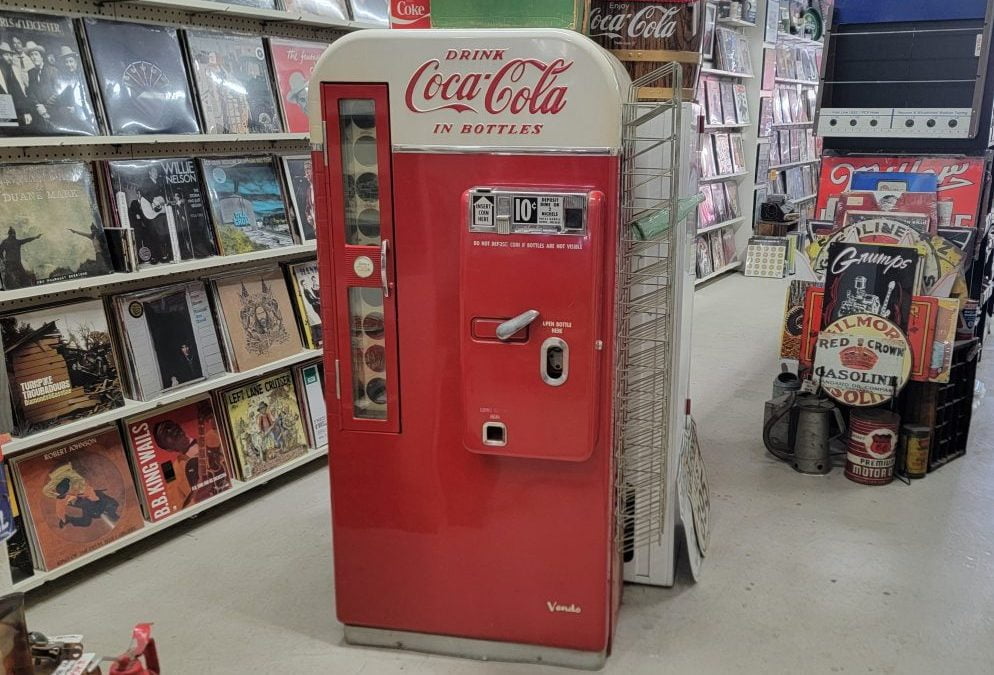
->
xmin=26 ymin=275 xmax=994 ymax=673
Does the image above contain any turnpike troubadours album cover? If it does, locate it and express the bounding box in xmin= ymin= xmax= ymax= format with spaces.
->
xmin=210 ymin=266 xmax=303 ymax=372
xmin=184 ymin=29 xmax=282 ymax=135
xmin=0 ymin=10 xmax=100 ymax=136
xmin=83 ymin=19 xmax=200 ymax=136
xmin=125 ymin=396 xmax=233 ymax=522
xmin=10 ymin=426 xmax=143 ymax=570
xmin=113 ymin=281 xmax=227 ymax=401
xmin=218 ymin=369 xmax=309 ymax=480
xmin=0 ymin=162 xmax=112 ymax=290
xmin=1 ymin=299 xmax=124 ymax=436
xmin=269 ymin=39 xmax=327 ymax=135
xmin=201 ymin=156 xmax=294 ymax=254
xmin=108 ymin=158 xmax=218 ymax=268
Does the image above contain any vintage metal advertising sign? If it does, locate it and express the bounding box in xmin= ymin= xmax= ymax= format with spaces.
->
xmin=814 ymin=315 xmax=912 ymax=406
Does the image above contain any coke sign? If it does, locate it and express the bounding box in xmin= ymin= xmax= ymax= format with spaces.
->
xmin=405 ymin=51 xmax=572 ymax=116
xmin=589 ymin=4 xmax=681 ymax=43
xmin=391 ymin=0 xmax=431 ymax=29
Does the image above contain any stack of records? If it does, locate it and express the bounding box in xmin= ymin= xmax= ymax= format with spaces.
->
xmin=281 ymin=155 xmax=316 ymax=241
xmin=0 ymin=163 xmax=112 ymax=290
xmin=0 ymin=10 xmax=100 ymax=136
xmin=1 ymin=299 xmax=125 ymax=436
xmin=111 ymin=281 xmax=227 ymax=401
xmin=293 ymin=360 xmax=327 ymax=449
xmin=209 ymin=266 xmax=304 ymax=372
xmin=184 ymin=30 xmax=282 ymax=135
xmin=269 ymin=39 xmax=328 ymax=135
xmin=215 ymin=369 xmax=309 ymax=480
xmin=8 ymin=426 xmax=144 ymax=571
xmin=201 ymin=156 xmax=295 ymax=254
xmin=286 ymin=260 xmax=322 ymax=349
xmin=123 ymin=396 xmax=233 ymax=522
xmin=104 ymin=158 xmax=218 ymax=270
xmin=82 ymin=19 xmax=200 ymax=136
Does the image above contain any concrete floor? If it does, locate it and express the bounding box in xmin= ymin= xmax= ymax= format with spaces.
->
xmin=26 ymin=275 xmax=994 ymax=674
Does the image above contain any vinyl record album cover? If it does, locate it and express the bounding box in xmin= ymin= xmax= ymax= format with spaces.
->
xmin=210 ymin=267 xmax=303 ymax=372
xmin=296 ymin=361 xmax=327 ymax=448
xmin=281 ymin=155 xmax=316 ymax=241
xmin=0 ymin=10 xmax=99 ymax=136
xmin=185 ymin=30 xmax=282 ymax=134
xmin=113 ymin=282 xmax=227 ymax=401
xmin=713 ymin=133 xmax=733 ymax=176
xmin=83 ymin=19 xmax=199 ymax=136
xmin=729 ymin=134 xmax=746 ymax=173
xmin=821 ymin=242 xmax=918 ymax=330
xmin=719 ymin=80 xmax=737 ymax=125
xmin=779 ymin=280 xmax=817 ymax=360
xmin=201 ymin=156 xmax=294 ymax=254
xmin=108 ymin=158 xmax=218 ymax=267
xmin=349 ymin=0 xmax=390 ymax=26
xmin=125 ymin=397 xmax=232 ymax=522
xmin=287 ymin=260 xmax=322 ymax=348
xmin=0 ymin=162 xmax=111 ymax=290
xmin=269 ymin=39 xmax=327 ymax=134
xmin=696 ymin=236 xmax=713 ymax=277
xmin=11 ymin=426 xmax=143 ymax=570
xmin=704 ymin=77 xmax=723 ymax=127
xmin=284 ymin=0 xmax=350 ymax=21
xmin=1 ymin=299 xmax=124 ymax=436
xmin=732 ymin=83 xmax=750 ymax=124
xmin=4 ymin=466 xmax=33 ymax=582
xmin=218 ymin=369 xmax=309 ymax=480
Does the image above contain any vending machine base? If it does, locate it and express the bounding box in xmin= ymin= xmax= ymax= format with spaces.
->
xmin=344 ymin=626 xmax=607 ymax=670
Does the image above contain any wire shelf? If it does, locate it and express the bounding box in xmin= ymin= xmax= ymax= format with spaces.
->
xmin=615 ymin=62 xmax=682 ymax=556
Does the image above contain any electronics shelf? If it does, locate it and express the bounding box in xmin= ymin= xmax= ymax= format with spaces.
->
xmin=770 ymin=158 xmax=819 ymax=171
xmin=701 ymin=170 xmax=749 ymax=183
xmin=9 ymin=445 xmax=328 ymax=593
xmin=1 ymin=348 xmax=322 ymax=458
xmin=700 ymin=67 xmax=755 ymax=79
xmin=695 ymin=260 xmax=740 ymax=285
xmin=0 ymin=243 xmax=318 ymax=309
xmin=697 ymin=217 xmax=745 ymax=236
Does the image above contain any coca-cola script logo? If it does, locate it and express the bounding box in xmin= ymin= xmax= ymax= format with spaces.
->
xmin=588 ymin=4 xmax=682 ymax=44
xmin=391 ymin=0 xmax=431 ymax=28
xmin=405 ymin=53 xmax=572 ymax=115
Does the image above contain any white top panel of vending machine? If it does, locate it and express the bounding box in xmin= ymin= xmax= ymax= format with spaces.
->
xmin=309 ymin=29 xmax=632 ymax=153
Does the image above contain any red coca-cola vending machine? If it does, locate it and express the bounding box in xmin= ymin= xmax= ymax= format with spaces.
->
xmin=308 ymin=28 xmax=681 ymax=668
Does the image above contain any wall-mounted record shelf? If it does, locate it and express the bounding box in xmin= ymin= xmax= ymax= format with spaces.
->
xmin=0 ymin=133 xmax=310 ymax=162
xmin=701 ymin=67 xmax=755 ymax=79
xmin=697 ymin=216 xmax=745 ymax=236
xmin=115 ymin=0 xmax=376 ymax=30
xmin=9 ymin=445 xmax=328 ymax=593
xmin=701 ymin=170 xmax=749 ymax=183
xmin=0 ymin=243 xmax=317 ymax=310
xmin=1 ymin=348 xmax=322 ymax=458
xmin=769 ymin=158 xmax=820 ymax=171
xmin=695 ymin=260 xmax=741 ymax=286
xmin=775 ymin=77 xmax=818 ymax=86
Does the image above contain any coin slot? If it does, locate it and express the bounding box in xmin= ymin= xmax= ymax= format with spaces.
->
xmin=483 ymin=421 xmax=507 ymax=446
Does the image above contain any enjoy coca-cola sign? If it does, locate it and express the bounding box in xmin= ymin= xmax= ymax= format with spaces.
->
xmin=405 ymin=50 xmax=572 ymax=115
xmin=589 ymin=4 xmax=681 ymax=42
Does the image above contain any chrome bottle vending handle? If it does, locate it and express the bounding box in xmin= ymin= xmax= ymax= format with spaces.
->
xmin=380 ymin=239 xmax=390 ymax=298
xmin=497 ymin=310 xmax=539 ymax=341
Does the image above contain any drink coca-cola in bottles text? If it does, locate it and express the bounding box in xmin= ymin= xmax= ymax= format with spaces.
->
xmin=587 ymin=0 xmax=704 ymax=96
xmin=391 ymin=0 xmax=431 ymax=28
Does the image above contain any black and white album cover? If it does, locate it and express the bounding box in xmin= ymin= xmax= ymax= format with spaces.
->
xmin=107 ymin=158 xmax=218 ymax=268
xmin=281 ymin=155 xmax=315 ymax=241
xmin=83 ymin=19 xmax=200 ymax=136
xmin=112 ymin=281 xmax=226 ymax=401
xmin=184 ymin=29 xmax=282 ymax=135
xmin=822 ymin=242 xmax=919 ymax=331
xmin=0 ymin=10 xmax=99 ymax=136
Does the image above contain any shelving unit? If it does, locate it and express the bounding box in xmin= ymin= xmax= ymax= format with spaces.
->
xmin=0 ymin=0 xmax=351 ymax=595
xmin=8 ymin=445 xmax=328 ymax=593
xmin=698 ymin=216 xmax=746 ymax=236
xmin=696 ymin=260 xmax=741 ymax=285
xmin=700 ymin=67 xmax=755 ymax=79
xmin=701 ymin=170 xmax=750 ymax=183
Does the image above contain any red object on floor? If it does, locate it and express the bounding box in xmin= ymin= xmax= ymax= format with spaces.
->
xmin=108 ymin=623 xmax=159 ymax=675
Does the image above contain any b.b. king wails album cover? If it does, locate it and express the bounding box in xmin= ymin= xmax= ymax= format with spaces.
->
xmin=10 ymin=426 xmax=143 ymax=570
xmin=287 ymin=260 xmax=322 ymax=348
xmin=219 ymin=369 xmax=309 ymax=480
xmin=269 ymin=39 xmax=326 ymax=135
xmin=113 ymin=281 xmax=227 ymax=401
xmin=201 ymin=156 xmax=294 ymax=254
xmin=108 ymin=158 xmax=218 ymax=267
xmin=0 ymin=162 xmax=111 ymax=290
xmin=210 ymin=266 xmax=303 ymax=372
xmin=83 ymin=19 xmax=200 ymax=136
xmin=1 ymin=299 xmax=124 ymax=436
xmin=185 ymin=30 xmax=282 ymax=135
xmin=0 ymin=10 xmax=99 ymax=136
xmin=125 ymin=397 xmax=232 ymax=522
xmin=281 ymin=155 xmax=315 ymax=241
xmin=821 ymin=242 xmax=919 ymax=331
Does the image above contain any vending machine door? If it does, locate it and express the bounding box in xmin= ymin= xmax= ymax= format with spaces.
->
xmin=322 ymin=84 xmax=400 ymax=433
xmin=459 ymin=188 xmax=606 ymax=461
